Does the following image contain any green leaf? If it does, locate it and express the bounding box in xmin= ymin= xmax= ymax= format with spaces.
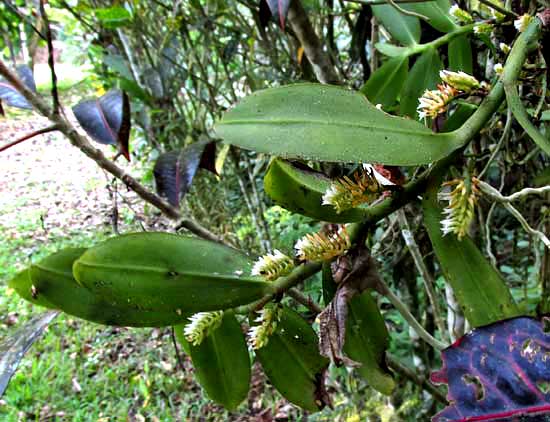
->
xmin=344 ymin=292 xmax=395 ymax=395
xmin=264 ymin=159 xmax=367 ymax=223
xmin=361 ymin=55 xmax=409 ymax=108
xmin=73 ymin=233 xmax=274 ymax=314
xmin=322 ymin=268 xmax=394 ymax=395
xmin=8 ymin=269 xmax=56 ymax=309
xmin=94 ymin=6 xmax=132 ymax=29
xmin=371 ymin=5 xmax=420 ymax=46
xmin=255 ymin=307 xmax=329 ymax=412
xmin=216 ymin=84 xmax=459 ymax=166
xmin=422 ymin=181 xmax=521 ymax=327
xmin=187 ymin=313 xmax=251 ymax=410
xmin=404 ymin=0 xmax=457 ymax=33
xmin=534 ymin=167 xmax=550 ymax=186
xmin=400 ymin=48 xmax=443 ymax=118
xmin=448 ymin=34 xmax=473 ymax=74
xmin=28 ymin=248 xmax=191 ymax=327
xmin=374 ymin=42 xmax=412 ymax=58
xmin=442 ymin=103 xmax=477 ymax=132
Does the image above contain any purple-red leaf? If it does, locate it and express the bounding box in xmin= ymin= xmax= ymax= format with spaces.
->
xmin=153 ymin=140 xmax=216 ymax=207
xmin=431 ymin=316 xmax=550 ymax=422
xmin=0 ymin=65 xmax=36 ymax=110
xmin=259 ymin=0 xmax=291 ymax=29
xmin=72 ymin=90 xmax=131 ymax=161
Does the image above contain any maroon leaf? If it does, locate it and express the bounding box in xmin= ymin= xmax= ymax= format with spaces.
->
xmin=153 ymin=140 xmax=217 ymax=207
xmin=431 ymin=316 xmax=550 ymax=422
xmin=259 ymin=0 xmax=291 ymax=29
xmin=72 ymin=90 xmax=131 ymax=161
xmin=0 ymin=65 xmax=36 ymax=110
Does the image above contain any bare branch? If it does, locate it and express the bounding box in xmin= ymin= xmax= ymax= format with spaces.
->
xmin=0 ymin=125 xmax=59 ymax=153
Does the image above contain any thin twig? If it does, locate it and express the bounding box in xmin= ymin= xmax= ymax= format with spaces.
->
xmin=377 ymin=278 xmax=448 ymax=350
xmin=171 ymin=327 xmax=187 ymax=373
xmin=384 ymin=0 xmax=430 ymax=21
xmin=397 ymin=209 xmax=448 ymax=341
xmin=38 ymin=0 xmax=60 ymax=115
xmin=478 ymin=180 xmax=550 ymax=249
xmin=479 ymin=108 xmax=512 ymax=179
xmin=504 ymin=185 xmax=550 ymax=202
xmin=287 ymin=288 xmax=323 ymax=314
xmin=0 ymin=125 xmax=59 ymax=152
xmin=477 ymin=0 xmax=518 ymax=18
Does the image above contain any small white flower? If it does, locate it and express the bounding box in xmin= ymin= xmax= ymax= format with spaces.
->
xmin=449 ymin=5 xmax=474 ymax=23
xmin=322 ymin=168 xmax=384 ymax=213
xmin=251 ymin=250 xmax=294 ymax=281
xmin=184 ymin=311 xmax=223 ymax=346
xmin=438 ymin=179 xmax=480 ymax=240
xmin=439 ymin=70 xmax=480 ymax=93
xmin=499 ymin=43 xmax=511 ymax=54
xmin=514 ymin=14 xmax=532 ymax=33
xmin=493 ymin=63 xmax=504 ymax=75
xmin=417 ymin=84 xmax=457 ymax=120
xmin=375 ymin=103 xmax=383 ymax=110
xmin=474 ymin=23 xmax=493 ymax=35
xmin=248 ymin=305 xmax=282 ymax=349
xmin=295 ymin=226 xmax=351 ymax=262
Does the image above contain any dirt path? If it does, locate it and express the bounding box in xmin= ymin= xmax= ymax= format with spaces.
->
xmin=0 ymin=113 xmax=113 ymax=244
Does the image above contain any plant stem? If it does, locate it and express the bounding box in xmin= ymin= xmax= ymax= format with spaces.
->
xmin=502 ymin=18 xmax=550 ymax=155
xmin=397 ymin=209 xmax=448 ymax=341
xmin=377 ymin=278 xmax=448 ymax=350
xmin=0 ymin=125 xmax=59 ymax=152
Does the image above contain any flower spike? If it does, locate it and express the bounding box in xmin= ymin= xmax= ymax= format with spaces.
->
xmin=438 ymin=178 xmax=480 ymax=240
xmin=184 ymin=311 xmax=224 ymax=346
xmin=251 ymin=250 xmax=294 ymax=281
xmin=248 ymin=305 xmax=282 ymax=350
xmin=322 ymin=167 xmax=384 ymax=213
xmin=295 ymin=226 xmax=351 ymax=262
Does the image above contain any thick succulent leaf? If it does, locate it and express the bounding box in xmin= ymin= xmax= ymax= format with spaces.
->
xmin=187 ymin=313 xmax=250 ymax=410
xmin=361 ymin=55 xmax=409 ymax=108
xmin=400 ymin=47 xmax=443 ymax=118
xmin=371 ymin=5 xmax=420 ymax=46
xmin=216 ymin=84 xmax=459 ymax=166
xmin=404 ymin=0 xmax=457 ymax=33
xmin=27 ymin=248 xmax=190 ymax=327
xmin=0 ymin=65 xmax=36 ymax=110
xmin=322 ymin=265 xmax=395 ymax=395
xmin=264 ymin=159 xmax=367 ymax=223
xmin=153 ymin=140 xmax=216 ymax=206
xmin=8 ymin=269 xmax=56 ymax=309
xmin=255 ymin=307 xmax=330 ymax=412
xmin=422 ymin=178 xmax=520 ymax=327
xmin=344 ymin=292 xmax=395 ymax=395
xmin=259 ymin=0 xmax=291 ymax=28
xmin=448 ymin=35 xmax=473 ymax=74
xmin=73 ymin=233 xmax=274 ymax=314
xmin=0 ymin=311 xmax=59 ymax=397
xmin=431 ymin=317 xmax=550 ymax=422
xmin=72 ymin=89 xmax=131 ymax=160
